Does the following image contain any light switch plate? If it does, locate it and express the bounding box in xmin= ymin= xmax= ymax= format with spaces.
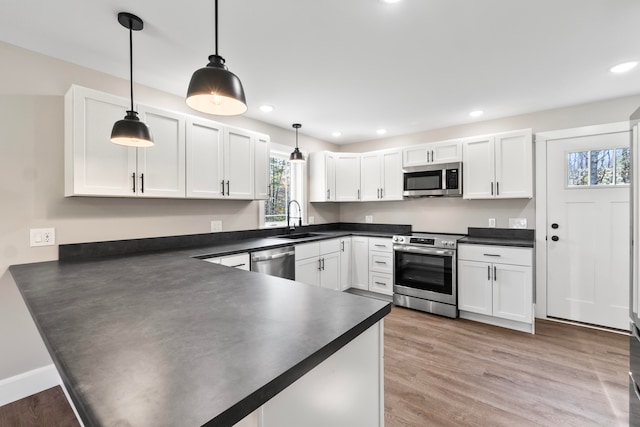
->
xmin=488 ymin=218 xmax=496 ymax=228
xmin=211 ymin=220 xmax=223 ymax=232
xmin=365 ymin=215 xmax=373 ymax=223
xmin=509 ymin=218 xmax=527 ymax=229
xmin=30 ymin=228 xmax=55 ymax=247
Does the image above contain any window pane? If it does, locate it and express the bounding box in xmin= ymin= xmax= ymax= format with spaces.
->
xmin=616 ymin=147 xmax=630 ymax=185
xmin=590 ymin=149 xmax=614 ymax=185
xmin=567 ymin=151 xmax=588 ymax=186
xmin=265 ymin=156 xmax=290 ymax=224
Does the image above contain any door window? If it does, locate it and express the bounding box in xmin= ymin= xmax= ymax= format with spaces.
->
xmin=567 ymin=147 xmax=629 ymax=187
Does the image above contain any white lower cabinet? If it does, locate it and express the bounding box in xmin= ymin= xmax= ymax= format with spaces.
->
xmin=458 ymin=244 xmax=534 ymax=333
xmin=235 ymin=320 xmax=384 ymax=427
xmin=339 ymin=238 xmax=352 ymax=291
xmin=295 ymin=239 xmax=341 ymax=290
xmin=367 ymin=238 xmax=393 ymax=296
xmin=203 ymin=253 xmax=250 ymax=271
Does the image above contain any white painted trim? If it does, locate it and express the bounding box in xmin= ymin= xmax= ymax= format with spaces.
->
xmin=534 ymin=121 xmax=631 ymax=321
xmin=459 ymin=311 xmax=534 ymax=334
xmin=0 ymin=364 xmax=60 ymax=407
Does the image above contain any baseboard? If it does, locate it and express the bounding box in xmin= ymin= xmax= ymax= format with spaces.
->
xmin=0 ymin=364 xmax=60 ymax=407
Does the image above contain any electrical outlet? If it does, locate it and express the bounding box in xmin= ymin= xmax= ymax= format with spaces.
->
xmin=365 ymin=215 xmax=373 ymax=223
xmin=488 ymin=218 xmax=496 ymax=228
xmin=308 ymin=216 xmax=315 ymax=225
xmin=211 ymin=220 xmax=223 ymax=232
xmin=509 ymin=218 xmax=527 ymax=229
xmin=30 ymin=228 xmax=55 ymax=247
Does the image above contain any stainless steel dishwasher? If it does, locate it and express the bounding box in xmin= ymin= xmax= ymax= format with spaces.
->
xmin=250 ymin=247 xmax=295 ymax=280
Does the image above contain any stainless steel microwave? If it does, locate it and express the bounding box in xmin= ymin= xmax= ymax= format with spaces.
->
xmin=402 ymin=162 xmax=462 ymax=197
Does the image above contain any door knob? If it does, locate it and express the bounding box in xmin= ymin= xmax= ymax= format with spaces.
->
xmin=551 ymin=223 xmax=559 ymax=229
xmin=551 ymin=236 xmax=559 ymax=241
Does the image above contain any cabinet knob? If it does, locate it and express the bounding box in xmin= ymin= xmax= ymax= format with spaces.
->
xmin=551 ymin=235 xmax=559 ymax=242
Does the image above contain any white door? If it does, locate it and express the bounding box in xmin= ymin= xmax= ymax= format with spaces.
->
xmin=547 ymin=131 xmax=630 ymax=330
xmin=224 ymin=128 xmax=254 ymax=199
xmin=335 ymin=154 xmax=361 ymax=201
xmin=381 ymin=150 xmax=403 ymax=200
xmin=186 ymin=117 xmax=224 ymax=198
xmin=360 ymin=153 xmax=381 ymax=201
xmin=137 ymin=105 xmax=186 ymax=198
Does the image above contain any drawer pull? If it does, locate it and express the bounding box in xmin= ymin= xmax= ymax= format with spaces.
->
xmin=375 ymin=281 xmax=387 ymax=286
xmin=483 ymin=253 xmax=501 ymax=257
xmin=375 ymin=244 xmax=387 ymax=248
xmin=374 ymin=261 xmax=387 ymax=264
xmin=229 ymin=263 xmax=246 ymax=268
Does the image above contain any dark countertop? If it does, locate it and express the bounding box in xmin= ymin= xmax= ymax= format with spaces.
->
xmin=10 ymin=238 xmax=391 ymax=426
xmin=458 ymin=227 xmax=534 ymax=248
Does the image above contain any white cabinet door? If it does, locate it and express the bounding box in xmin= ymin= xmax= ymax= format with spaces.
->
xmin=402 ymin=144 xmax=429 ymax=168
xmin=494 ymin=130 xmax=533 ymax=199
xmin=186 ymin=117 xmax=225 ymax=199
xmin=458 ymin=259 xmax=493 ymax=316
xmin=320 ymin=252 xmax=341 ymax=291
xmin=137 ymin=105 xmax=186 ymax=198
xmin=335 ymin=154 xmax=361 ymax=201
xmin=351 ymin=237 xmax=369 ymax=290
xmin=381 ymin=149 xmax=403 ymax=200
xmin=493 ymin=264 xmax=532 ymax=322
xmin=432 ymin=140 xmax=462 ymax=164
xmin=254 ymin=133 xmax=270 ymax=200
xmin=462 ymin=135 xmax=495 ymax=199
xmin=340 ymin=238 xmax=352 ymax=291
xmin=309 ymin=152 xmax=336 ymax=202
xmin=295 ymin=257 xmax=320 ymax=286
xmin=360 ymin=153 xmax=381 ymax=201
xmin=65 ymin=85 xmax=137 ymax=197
xmin=224 ymin=127 xmax=255 ymax=199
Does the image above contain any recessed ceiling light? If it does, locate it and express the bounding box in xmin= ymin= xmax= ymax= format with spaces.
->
xmin=259 ymin=105 xmax=274 ymax=113
xmin=376 ymin=129 xmax=387 ymax=135
xmin=610 ymin=61 xmax=638 ymax=74
xmin=332 ymin=131 xmax=342 ymax=137
xmin=469 ymin=110 xmax=484 ymax=118
xmin=380 ymin=0 xmax=402 ymax=3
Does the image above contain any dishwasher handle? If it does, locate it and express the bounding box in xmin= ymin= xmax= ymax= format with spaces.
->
xmin=251 ymin=250 xmax=295 ymax=262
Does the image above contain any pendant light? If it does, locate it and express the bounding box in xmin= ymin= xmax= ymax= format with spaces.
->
xmin=186 ymin=0 xmax=247 ymax=116
xmin=290 ymin=124 xmax=305 ymax=163
xmin=111 ymin=12 xmax=154 ymax=148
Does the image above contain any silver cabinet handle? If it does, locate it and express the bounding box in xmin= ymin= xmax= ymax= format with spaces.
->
xmin=431 ymin=150 xmax=434 ymax=162
xmin=496 ymin=181 xmax=500 ymax=196
xmin=322 ymin=258 xmax=325 ymax=270
xmin=327 ymin=189 xmax=330 ymax=200
xmin=375 ymin=281 xmax=386 ymax=286
xmin=380 ymin=188 xmax=383 ymax=198
xmin=374 ymin=261 xmax=387 ymax=264
xmin=488 ymin=265 xmax=491 ymax=280
xmin=483 ymin=254 xmax=501 ymax=257
xmin=494 ymin=266 xmax=497 ymax=281
xmin=341 ymin=241 xmax=344 ymax=252
xmin=375 ymin=244 xmax=387 ymax=248
xmin=490 ymin=182 xmax=494 ymax=196
xmin=226 ymin=180 xmax=230 ymax=196
xmin=229 ymin=263 xmax=246 ymax=268
xmin=318 ymin=258 xmax=322 ymax=271
xmin=221 ymin=180 xmax=225 ymax=196
xmin=427 ymin=150 xmax=430 ymax=163
xmin=357 ymin=189 xmax=360 ymax=200
xmin=140 ymin=173 xmax=145 ymax=194
xmin=132 ymin=173 xmax=136 ymax=193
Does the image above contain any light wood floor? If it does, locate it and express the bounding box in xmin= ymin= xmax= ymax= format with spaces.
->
xmin=384 ymin=306 xmax=629 ymax=427
xmin=0 ymin=306 xmax=629 ymax=426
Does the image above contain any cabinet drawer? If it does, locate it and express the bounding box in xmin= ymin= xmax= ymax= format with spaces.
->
xmin=369 ymin=238 xmax=393 ymax=253
xmin=369 ymin=252 xmax=393 ymax=273
xmin=219 ymin=253 xmax=250 ymax=270
xmin=295 ymin=242 xmax=320 ymax=261
xmin=369 ymin=272 xmax=393 ymax=295
xmin=320 ymin=238 xmax=341 ymax=255
xmin=458 ymin=244 xmax=532 ymax=267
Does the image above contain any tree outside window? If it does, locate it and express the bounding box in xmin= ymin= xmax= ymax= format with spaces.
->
xmin=265 ymin=154 xmax=291 ymax=226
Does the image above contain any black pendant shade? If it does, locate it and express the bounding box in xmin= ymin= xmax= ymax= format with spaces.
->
xmin=186 ymin=0 xmax=247 ymax=116
xmin=111 ymin=12 xmax=154 ymax=148
xmin=290 ymin=123 xmax=305 ymax=163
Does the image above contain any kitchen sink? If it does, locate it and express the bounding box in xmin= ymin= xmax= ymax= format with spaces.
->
xmin=271 ymin=232 xmax=324 ymax=240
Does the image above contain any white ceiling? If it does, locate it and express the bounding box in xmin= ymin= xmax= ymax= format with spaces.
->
xmin=1 ymin=0 xmax=640 ymax=144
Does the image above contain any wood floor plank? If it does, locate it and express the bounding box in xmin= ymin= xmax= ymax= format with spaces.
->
xmin=384 ymin=306 xmax=629 ymax=427
xmin=0 ymin=386 xmax=79 ymax=427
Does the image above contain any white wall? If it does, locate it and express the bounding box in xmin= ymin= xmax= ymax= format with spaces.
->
xmin=0 ymin=41 xmax=339 ymax=384
xmin=337 ymin=95 xmax=640 ymax=228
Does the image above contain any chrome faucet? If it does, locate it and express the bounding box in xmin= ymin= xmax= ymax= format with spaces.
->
xmin=287 ymin=199 xmax=303 ymax=231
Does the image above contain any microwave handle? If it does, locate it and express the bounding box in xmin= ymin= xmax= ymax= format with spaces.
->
xmin=442 ymin=169 xmax=446 ymax=190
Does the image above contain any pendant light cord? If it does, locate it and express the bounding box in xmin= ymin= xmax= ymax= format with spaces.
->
xmin=214 ymin=0 xmax=219 ymax=56
xmin=295 ymin=127 xmax=299 ymax=148
xmin=128 ymin=19 xmax=134 ymax=112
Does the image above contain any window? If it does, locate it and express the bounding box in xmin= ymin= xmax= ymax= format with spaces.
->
xmin=261 ymin=145 xmax=305 ymax=228
xmin=567 ymin=147 xmax=630 ymax=187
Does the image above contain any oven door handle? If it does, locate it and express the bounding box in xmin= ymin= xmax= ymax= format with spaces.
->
xmin=393 ymin=245 xmax=455 ymax=257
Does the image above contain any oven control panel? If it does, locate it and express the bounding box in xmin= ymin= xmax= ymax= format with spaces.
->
xmin=392 ymin=234 xmax=461 ymax=249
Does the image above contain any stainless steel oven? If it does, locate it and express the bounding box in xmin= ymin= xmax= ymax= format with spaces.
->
xmin=392 ymin=233 xmax=464 ymax=318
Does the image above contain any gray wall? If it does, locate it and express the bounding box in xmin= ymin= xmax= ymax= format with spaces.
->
xmin=336 ymin=95 xmax=640 ymax=230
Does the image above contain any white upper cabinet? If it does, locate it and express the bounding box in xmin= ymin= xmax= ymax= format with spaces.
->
xmin=65 ymin=85 xmax=137 ymax=197
xmin=361 ymin=150 xmax=403 ymax=201
xmin=254 ymin=133 xmax=271 ymax=200
xmin=335 ymin=154 xmax=361 ymax=201
xmin=309 ymin=152 xmax=337 ymax=202
xmin=137 ymin=104 xmax=186 ymax=198
xmin=224 ymin=127 xmax=255 ymax=199
xmin=186 ymin=117 xmax=225 ymax=198
xmin=462 ymin=129 xmax=532 ymax=199
xmin=402 ymin=139 xmax=462 ymax=168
